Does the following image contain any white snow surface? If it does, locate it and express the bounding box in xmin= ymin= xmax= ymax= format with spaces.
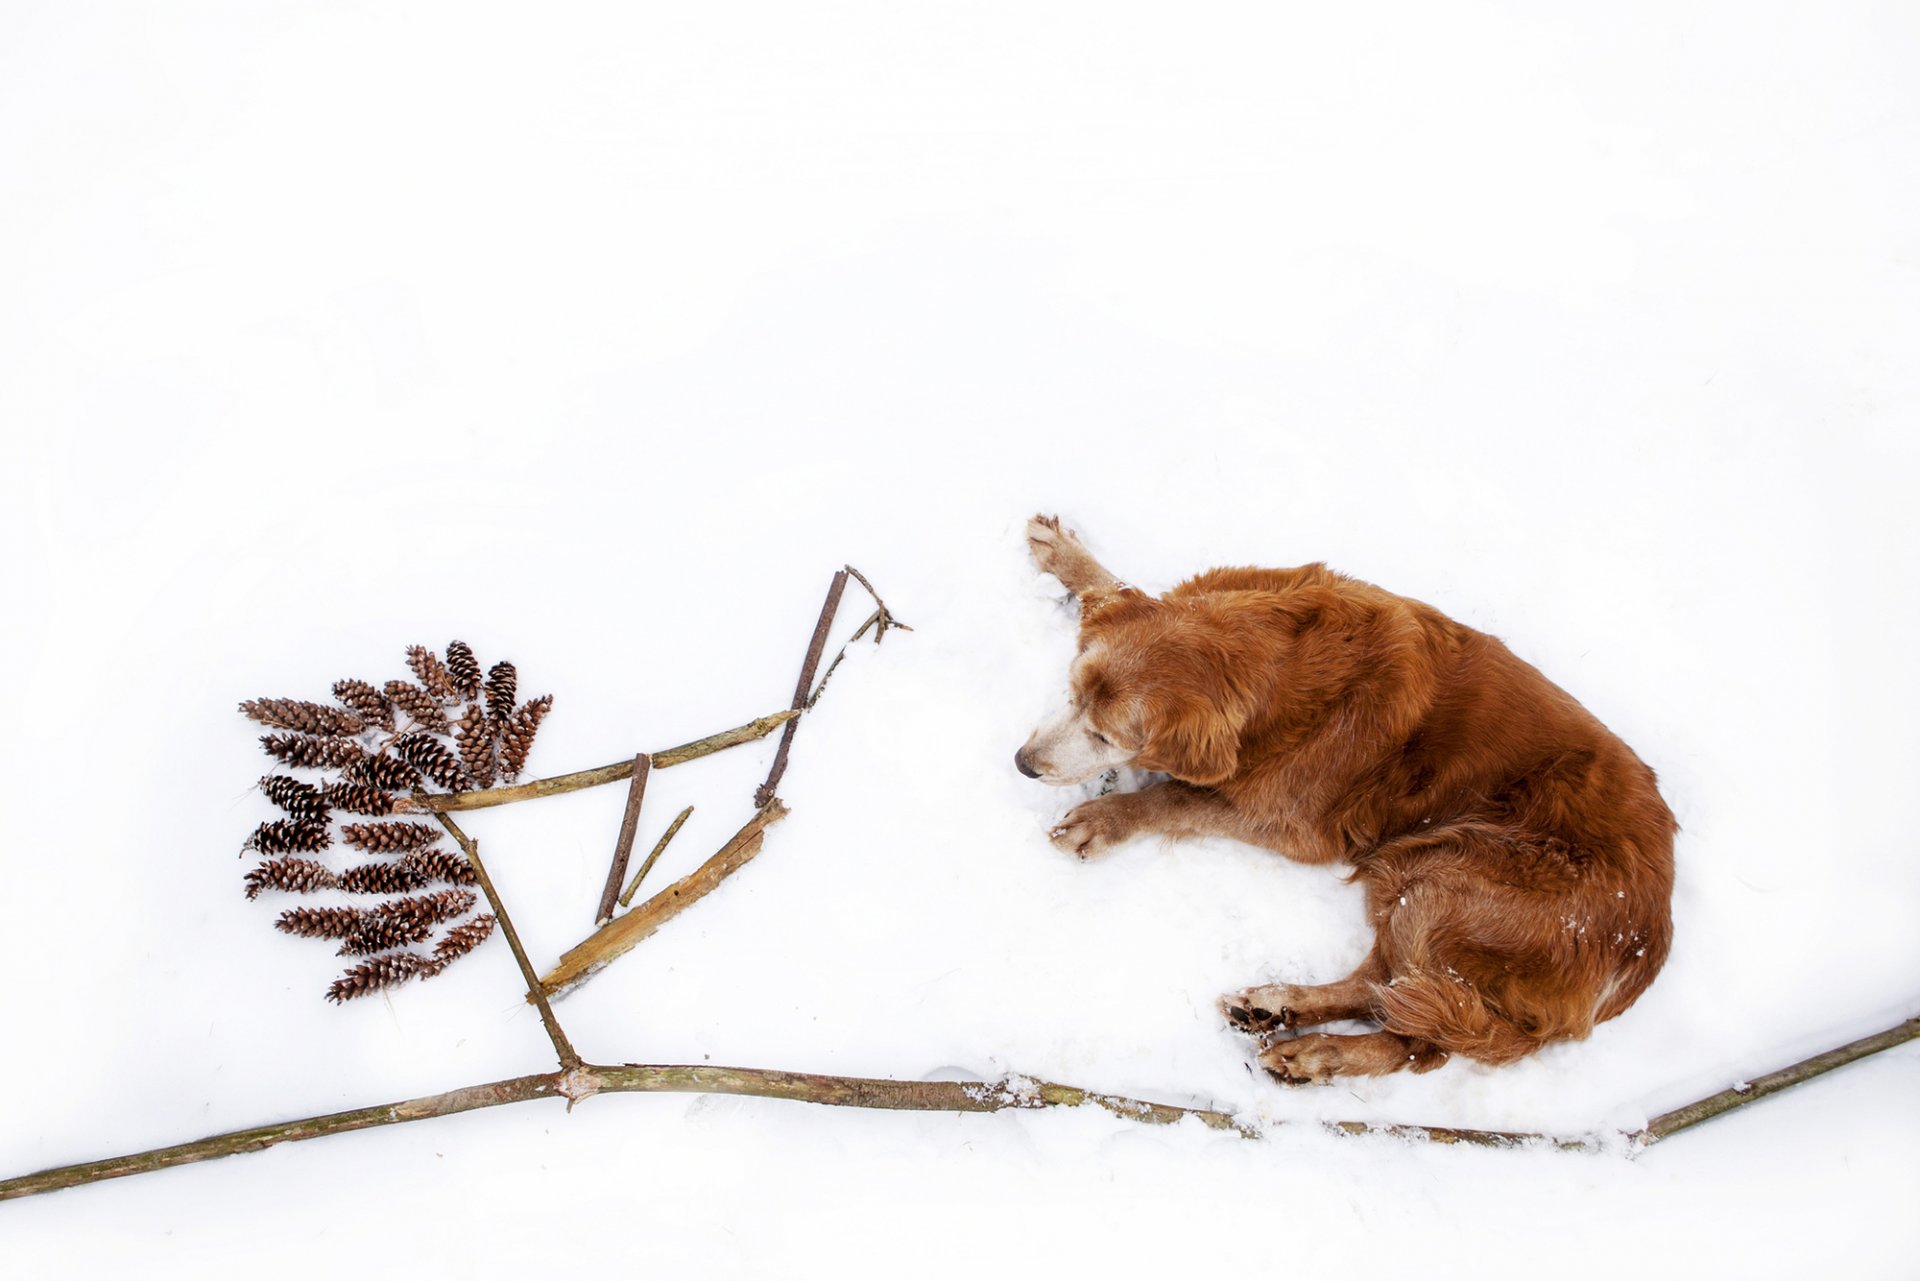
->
xmin=3 ymin=3 xmax=1918 ymax=1276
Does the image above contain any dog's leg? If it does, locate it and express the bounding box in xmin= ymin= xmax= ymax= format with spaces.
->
xmin=1026 ymin=514 xmax=1128 ymax=605
xmin=1050 ymin=781 xmax=1285 ymax=859
xmin=1258 ymin=1031 xmax=1448 ymax=1084
xmin=1220 ymin=951 xmax=1388 ymax=1035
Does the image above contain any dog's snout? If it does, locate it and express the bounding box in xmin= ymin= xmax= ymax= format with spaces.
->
xmin=1014 ymin=747 xmax=1041 ymax=779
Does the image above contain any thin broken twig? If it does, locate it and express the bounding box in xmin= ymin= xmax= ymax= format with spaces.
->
xmin=619 ymin=805 xmax=694 ymax=908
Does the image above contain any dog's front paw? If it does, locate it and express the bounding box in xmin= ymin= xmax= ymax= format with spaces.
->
xmin=1256 ymin=1034 xmax=1342 ymax=1086
xmin=1220 ymin=985 xmax=1299 ymax=1036
xmin=1048 ymin=794 xmax=1138 ymax=859
xmin=1026 ymin=513 xmax=1078 ymax=580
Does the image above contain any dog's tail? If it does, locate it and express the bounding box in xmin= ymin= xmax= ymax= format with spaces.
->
xmin=1372 ymin=969 xmax=1571 ymax=1067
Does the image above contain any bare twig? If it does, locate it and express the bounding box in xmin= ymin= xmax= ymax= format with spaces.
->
xmin=404 ymin=710 xmax=798 ymax=814
xmin=596 ymin=753 xmax=650 ymax=926
xmin=431 ymin=812 xmax=581 ymax=1070
xmin=6 ymin=1015 xmax=1915 ymax=1202
xmin=539 ymin=801 xmax=789 ymax=998
xmin=755 ymin=572 xmax=850 ymax=809
xmin=619 ymin=805 xmax=694 ymax=908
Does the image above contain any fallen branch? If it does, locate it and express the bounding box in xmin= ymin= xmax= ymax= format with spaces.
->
xmin=596 ymin=753 xmax=650 ymax=926
xmin=756 ymin=571 xmax=850 ymax=809
xmin=538 ymin=800 xmax=790 ymax=998
xmin=404 ymin=710 xmax=799 ymax=814
xmin=9 ymin=1014 xmax=1915 ymax=1202
xmin=432 ymin=812 xmax=580 ymax=1070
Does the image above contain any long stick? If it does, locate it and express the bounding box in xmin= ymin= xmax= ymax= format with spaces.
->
xmin=406 ymin=710 xmax=799 ymax=814
xmin=432 ymin=812 xmax=581 ymax=1070
xmin=755 ymin=571 xmax=849 ymax=809
xmin=6 ymin=1015 xmax=1915 ymax=1202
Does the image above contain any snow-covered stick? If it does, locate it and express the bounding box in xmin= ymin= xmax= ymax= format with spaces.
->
xmin=8 ymin=1015 xmax=1917 ymax=1202
xmin=430 ymin=811 xmax=581 ymax=1071
xmin=537 ymin=800 xmax=789 ymax=998
xmin=403 ymin=709 xmax=801 ymax=814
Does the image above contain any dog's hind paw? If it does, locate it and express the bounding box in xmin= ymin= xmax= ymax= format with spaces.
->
xmin=1220 ymin=986 xmax=1298 ymax=1036
xmin=1026 ymin=514 xmax=1068 ymax=574
xmin=1257 ymin=1035 xmax=1339 ymax=1086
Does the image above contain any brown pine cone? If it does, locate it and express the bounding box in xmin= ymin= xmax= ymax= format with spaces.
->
xmin=401 ymin=847 xmax=478 ymax=886
xmin=321 ymin=781 xmax=397 ymax=815
xmin=344 ymin=753 xmax=422 ymax=791
xmin=454 ymin=702 xmax=497 ymax=790
xmin=424 ymin=914 xmax=497 ymax=976
xmin=497 ymin=695 xmax=553 ymax=782
xmin=341 ymin=820 xmax=442 ymax=853
xmin=327 ymin=951 xmax=432 ymax=1002
xmin=337 ymin=860 xmax=431 ymax=895
xmin=406 ymin=645 xmax=459 ymax=702
xmin=395 ymin=731 xmax=473 ymax=793
xmin=246 ymin=818 xmax=332 ymax=855
xmin=332 ymin=679 xmax=396 ymax=731
xmin=245 ymin=857 xmax=341 ymax=900
xmin=275 ymin=904 xmax=365 ymax=938
xmin=337 ymin=890 xmax=477 ymax=956
xmin=259 ymin=774 xmax=328 ymax=818
xmin=261 ymin=733 xmax=365 ymax=771
xmin=384 ymin=680 xmax=451 ymax=734
xmin=484 ymin=661 xmax=517 ymax=726
xmin=446 ymin=641 xmax=482 ymax=701
xmin=239 ymin=698 xmax=365 ymax=737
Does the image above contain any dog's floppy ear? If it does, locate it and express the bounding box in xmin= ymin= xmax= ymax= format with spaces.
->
xmin=1137 ymin=690 xmax=1242 ymax=786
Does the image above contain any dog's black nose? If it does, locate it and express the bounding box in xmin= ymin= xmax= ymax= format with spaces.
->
xmin=1014 ymin=748 xmax=1040 ymax=779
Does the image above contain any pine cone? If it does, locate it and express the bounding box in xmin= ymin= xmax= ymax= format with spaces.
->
xmin=327 ymin=951 xmax=432 ymax=1002
xmin=260 ymin=774 xmax=328 ymax=818
xmin=341 ymin=820 xmax=442 ymax=853
xmin=424 ymin=914 xmax=497 ymax=976
xmin=337 ymin=860 xmax=431 ymax=895
xmin=395 ymin=731 xmax=473 ymax=793
xmin=275 ymin=904 xmax=365 ymax=938
xmin=344 ymin=753 xmax=422 ymax=791
xmin=384 ymin=680 xmax=451 ymax=734
xmin=401 ymin=847 xmax=478 ymax=886
xmin=406 ymin=645 xmax=458 ymax=702
xmin=261 ymin=733 xmax=365 ymax=771
xmin=497 ymin=695 xmax=553 ymax=782
xmin=332 ymin=679 xmax=396 ymax=731
xmin=245 ymin=857 xmax=341 ymax=900
xmin=485 ymin=661 xmax=517 ymax=726
xmin=245 ymin=818 xmax=332 ymax=855
xmin=321 ymin=781 xmax=397 ymax=816
xmin=446 ymin=641 xmax=482 ymax=701
xmin=454 ymin=702 xmax=497 ymax=790
xmin=239 ymin=698 xmax=366 ymax=737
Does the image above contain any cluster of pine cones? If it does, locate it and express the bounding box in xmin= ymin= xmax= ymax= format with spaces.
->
xmin=239 ymin=641 xmax=552 ymax=1002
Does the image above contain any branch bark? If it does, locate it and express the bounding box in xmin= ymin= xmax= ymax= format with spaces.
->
xmin=538 ymin=800 xmax=789 ymax=998
xmin=404 ymin=710 xmax=799 ymax=814
xmin=5 ymin=1015 xmax=1915 ymax=1202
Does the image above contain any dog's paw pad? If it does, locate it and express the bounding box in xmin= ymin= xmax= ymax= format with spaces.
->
xmin=1220 ymin=988 xmax=1296 ymax=1036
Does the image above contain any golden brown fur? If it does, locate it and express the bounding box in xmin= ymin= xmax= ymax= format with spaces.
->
xmin=1018 ymin=515 xmax=1675 ymax=1083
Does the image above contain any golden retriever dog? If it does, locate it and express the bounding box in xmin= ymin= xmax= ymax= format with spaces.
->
xmin=1016 ymin=515 xmax=1675 ymax=1083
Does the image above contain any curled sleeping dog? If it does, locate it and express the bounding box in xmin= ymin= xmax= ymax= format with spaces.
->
xmin=1015 ymin=515 xmax=1675 ymax=1083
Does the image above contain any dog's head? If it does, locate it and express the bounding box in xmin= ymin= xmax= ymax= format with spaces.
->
xmin=1015 ymin=597 xmax=1253 ymax=788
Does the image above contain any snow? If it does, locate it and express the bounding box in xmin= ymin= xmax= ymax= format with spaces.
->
xmin=3 ymin=2 xmax=1917 ymax=1276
